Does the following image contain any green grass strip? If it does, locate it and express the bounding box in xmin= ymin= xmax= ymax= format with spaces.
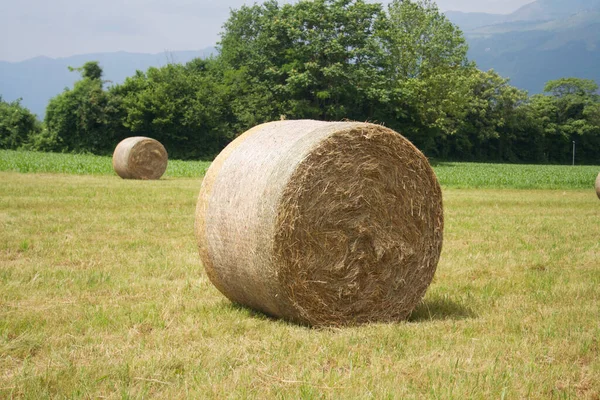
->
xmin=0 ymin=150 xmax=211 ymax=178
xmin=1 ymin=150 xmax=598 ymax=189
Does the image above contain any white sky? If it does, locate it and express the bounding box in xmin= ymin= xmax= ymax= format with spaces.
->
xmin=0 ymin=0 xmax=534 ymax=62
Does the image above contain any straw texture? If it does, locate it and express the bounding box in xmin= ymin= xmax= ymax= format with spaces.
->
xmin=112 ymin=137 xmax=168 ymax=180
xmin=195 ymin=120 xmax=444 ymax=326
xmin=596 ymin=172 xmax=600 ymax=199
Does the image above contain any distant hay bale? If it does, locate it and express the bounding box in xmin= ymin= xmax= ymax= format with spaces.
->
xmin=596 ymin=172 xmax=600 ymax=199
xmin=195 ymin=120 xmax=444 ymax=326
xmin=112 ymin=137 xmax=168 ymax=180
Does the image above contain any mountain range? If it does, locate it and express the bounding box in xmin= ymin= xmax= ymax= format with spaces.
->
xmin=2 ymin=0 xmax=600 ymax=119
xmin=0 ymin=49 xmax=215 ymax=118
xmin=446 ymin=0 xmax=600 ymax=93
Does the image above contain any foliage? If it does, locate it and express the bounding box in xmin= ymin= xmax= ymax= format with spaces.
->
xmin=37 ymin=62 xmax=118 ymax=154
xmin=529 ymin=77 xmax=600 ymax=163
xmin=381 ymin=0 xmax=468 ymax=81
xmin=214 ymin=0 xmax=487 ymax=157
xmin=437 ymin=69 xmax=529 ymax=161
xmin=0 ymin=96 xmax=41 ymax=150
xmin=219 ymin=0 xmax=387 ymax=121
xmin=367 ymin=0 xmax=472 ymax=152
xmin=110 ymin=60 xmax=233 ymax=159
xmin=5 ymin=0 xmax=599 ymax=164
xmin=543 ymin=77 xmax=599 ymax=98
xmin=214 ymin=0 xmax=600 ymax=164
xmin=68 ymin=61 xmax=103 ymax=81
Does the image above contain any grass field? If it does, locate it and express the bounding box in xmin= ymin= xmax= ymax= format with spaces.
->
xmin=1 ymin=151 xmax=599 ymax=398
xmin=2 ymin=149 xmax=599 ymax=189
xmin=0 ymin=150 xmax=212 ymax=178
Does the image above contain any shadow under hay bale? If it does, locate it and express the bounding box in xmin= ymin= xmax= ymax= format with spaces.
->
xmin=195 ymin=120 xmax=444 ymax=327
xmin=112 ymin=136 xmax=168 ymax=180
xmin=408 ymin=296 xmax=476 ymax=322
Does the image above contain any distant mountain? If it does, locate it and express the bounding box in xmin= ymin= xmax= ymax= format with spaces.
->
xmin=4 ymin=0 xmax=600 ymax=118
xmin=446 ymin=0 xmax=600 ymax=94
xmin=444 ymin=11 xmax=506 ymax=31
xmin=506 ymin=0 xmax=600 ymax=22
xmin=0 ymin=48 xmax=215 ymax=118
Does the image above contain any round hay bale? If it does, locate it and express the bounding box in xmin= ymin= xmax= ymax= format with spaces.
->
xmin=596 ymin=172 xmax=600 ymax=199
xmin=195 ymin=120 xmax=444 ymax=326
xmin=112 ymin=137 xmax=168 ymax=180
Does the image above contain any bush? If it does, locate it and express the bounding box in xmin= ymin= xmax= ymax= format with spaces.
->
xmin=0 ymin=97 xmax=41 ymax=150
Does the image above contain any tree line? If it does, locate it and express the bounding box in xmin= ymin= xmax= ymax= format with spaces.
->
xmin=1 ymin=0 xmax=599 ymax=164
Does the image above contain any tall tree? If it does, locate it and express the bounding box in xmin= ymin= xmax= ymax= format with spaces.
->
xmin=379 ymin=0 xmax=468 ymax=81
xmin=111 ymin=60 xmax=232 ymax=159
xmin=219 ymin=0 xmax=386 ymax=121
xmin=530 ymin=77 xmax=600 ymax=163
xmin=0 ymin=96 xmax=41 ymax=150
xmin=41 ymin=62 xmax=114 ymax=153
xmin=218 ymin=0 xmax=474 ymax=149
xmin=445 ymin=69 xmax=528 ymax=161
xmin=543 ymin=78 xmax=599 ymax=99
xmin=374 ymin=0 xmax=472 ymax=152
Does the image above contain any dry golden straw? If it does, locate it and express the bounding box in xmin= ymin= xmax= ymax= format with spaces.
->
xmin=112 ymin=137 xmax=168 ymax=180
xmin=596 ymin=172 xmax=600 ymax=199
xmin=195 ymin=120 xmax=444 ymax=326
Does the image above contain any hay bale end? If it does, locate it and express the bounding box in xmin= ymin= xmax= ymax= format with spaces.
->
xmin=112 ymin=137 xmax=168 ymax=180
xmin=195 ymin=120 xmax=444 ymax=326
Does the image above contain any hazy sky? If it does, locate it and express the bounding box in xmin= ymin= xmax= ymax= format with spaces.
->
xmin=0 ymin=0 xmax=534 ymax=62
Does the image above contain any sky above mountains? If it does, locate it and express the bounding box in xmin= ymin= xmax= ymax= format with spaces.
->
xmin=1 ymin=0 xmax=534 ymax=62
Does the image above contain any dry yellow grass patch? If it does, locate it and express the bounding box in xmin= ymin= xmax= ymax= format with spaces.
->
xmin=0 ymin=172 xmax=598 ymax=399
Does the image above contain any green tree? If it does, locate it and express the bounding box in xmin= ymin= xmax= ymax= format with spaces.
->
xmin=379 ymin=0 xmax=468 ymax=81
xmin=444 ymin=69 xmax=528 ymax=161
xmin=218 ymin=0 xmax=474 ymax=151
xmin=68 ymin=61 xmax=103 ymax=81
xmin=38 ymin=61 xmax=117 ymax=153
xmin=371 ymin=0 xmax=472 ymax=153
xmin=219 ymin=0 xmax=386 ymax=121
xmin=111 ymin=59 xmax=232 ymax=159
xmin=543 ymin=77 xmax=599 ymax=98
xmin=0 ymin=96 xmax=41 ymax=149
xmin=530 ymin=77 xmax=600 ymax=163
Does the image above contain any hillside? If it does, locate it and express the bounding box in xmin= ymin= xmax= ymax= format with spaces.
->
xmin=0 ymin=48 xmax=215 ymax=118
xmin=506 ymin=0 xmax=600 ymax=21
xmin=446 ymin=0 xmax=600 ymax=94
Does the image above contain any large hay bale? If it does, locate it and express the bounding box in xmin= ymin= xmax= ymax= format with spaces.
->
xmin=112 ymin=137 xmax=168 ymax=180
xmin=596 ymin=172 xmax=600 ymax=199
xmin=195 ymin=120 xmax=444 ymax=326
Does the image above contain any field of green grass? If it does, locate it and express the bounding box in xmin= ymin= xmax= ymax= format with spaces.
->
xmin=0 ymin=150 xmax=212 ymax=178
xmin=1 ymin=150 xmax=599 ymax=398
xmin=2 ymin=149 xmax=599 ymax=189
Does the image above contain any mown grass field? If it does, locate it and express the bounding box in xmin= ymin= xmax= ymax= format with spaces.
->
xmin=1 ymin=150 xmax=599 ymax=398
